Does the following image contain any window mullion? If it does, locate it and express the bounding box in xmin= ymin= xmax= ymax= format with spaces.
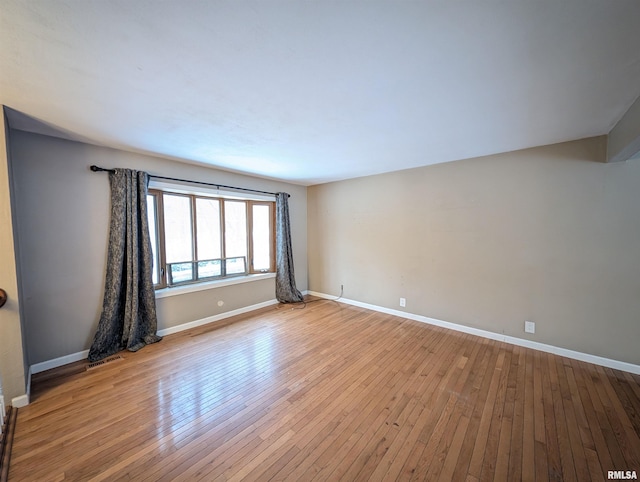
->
xmin=244 ymin=201 xmax=249 ymax=275
xmin=248 ymin=201 xmax=254 ymax=274
xmin=220 ymin=198 xmax=226 ymax=277
xmin=156 ymin=191 xmax=168 ymax=288
xmin=191 ymin=195 xmax=198 ymax=280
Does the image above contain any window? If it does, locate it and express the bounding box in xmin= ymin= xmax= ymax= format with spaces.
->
xmin=147 ymin=188 xmax=275 ymax=289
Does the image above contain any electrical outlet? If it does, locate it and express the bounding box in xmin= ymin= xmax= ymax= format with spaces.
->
xmin=524 ymin=321 xmax=535 ymax=334
xmin=400 ymin=297 xmax=406 ymax=307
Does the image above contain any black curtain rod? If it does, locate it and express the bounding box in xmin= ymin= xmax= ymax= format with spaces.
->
xmin=89 ymin=165 xmax=288 ymax=198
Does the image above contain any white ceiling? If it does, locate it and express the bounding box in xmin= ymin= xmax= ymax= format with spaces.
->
xmin=1 ymin=1 xmax=640 ymax=185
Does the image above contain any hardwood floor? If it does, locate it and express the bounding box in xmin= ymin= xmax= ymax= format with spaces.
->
xmin=9 ymin=300 xmax=640 ymax=481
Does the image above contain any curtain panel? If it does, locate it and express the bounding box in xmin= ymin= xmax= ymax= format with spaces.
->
xmin=275 ymin=193 xmax=303 ymax=303
xmin=88 ymin=169 xmax=162 ymax=362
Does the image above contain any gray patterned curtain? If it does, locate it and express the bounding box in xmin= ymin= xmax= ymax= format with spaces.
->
xmin=275 ymin=193 xmax=303 ymax=303
xmin=88 ymin=169 xmax=162 ymax=362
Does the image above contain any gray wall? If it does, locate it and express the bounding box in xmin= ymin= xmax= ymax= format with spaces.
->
xmin=308 ymin=136 xmax=640 ymax=365
xmin=608 ymin=94 xmax=640 ymax=163
xmin=10 ymin=130 xmax=307 ymax=366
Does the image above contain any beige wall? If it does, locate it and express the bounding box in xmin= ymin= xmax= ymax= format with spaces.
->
xmin=10 ymin=130 xmax=307 ymax=366
xmin=0 ymin=110 xmax=27 ymax=403
xmin=308 ymin=136 xmax=640 ymax=365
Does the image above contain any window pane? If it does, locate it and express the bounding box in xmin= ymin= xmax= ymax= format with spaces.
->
xmin=169 ymin=262 xmax=193 ymax=284
xmin=226 ymin=256 xmax=246 ymax=275
xmin=163 ymin=194 xmax=193 ymax=264
xmin=252 ymin=204 xmax=271 ymax=271
xmin=224 ymin=200 xmax=247 ymax=261
xmin=147 ymin=194 xmax=159 ymax=285
xmin=196 ymin=198 xmax=221 ymax=261
xmin=198 ymin=259 xmax=221 ymax=278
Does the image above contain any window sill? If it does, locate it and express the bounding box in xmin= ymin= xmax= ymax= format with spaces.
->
xmin=155 ymin=272 xmax=276 ymax=299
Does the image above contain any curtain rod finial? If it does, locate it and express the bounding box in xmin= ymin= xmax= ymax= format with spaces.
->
xmin=90 ymin=165 xmax=115 ymax=173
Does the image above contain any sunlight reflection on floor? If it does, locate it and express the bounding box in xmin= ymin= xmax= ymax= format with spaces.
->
xmin=153 ymin=325 xmax=276 ymax=451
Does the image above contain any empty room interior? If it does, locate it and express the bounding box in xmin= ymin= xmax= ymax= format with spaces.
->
xmin=1 ymin=1 xmax=640 ymax=481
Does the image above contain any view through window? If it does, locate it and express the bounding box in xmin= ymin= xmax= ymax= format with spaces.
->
xmin=147 ymin=189 xmax=275 ymax=288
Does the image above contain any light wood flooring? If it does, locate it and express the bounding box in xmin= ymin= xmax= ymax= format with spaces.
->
xmin=9 ymin=300 xmax=640 ymax=481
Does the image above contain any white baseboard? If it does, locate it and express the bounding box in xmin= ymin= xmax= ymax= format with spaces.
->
xmin=30 ymin=298 xmax=280 ymax=376
xmin=157 ymin=299 xmax=279 ymax=337
xmin=31 ymin=350 xmax=90 ymax=375
xmin=11 ymin=394 xmax=29 ymax=408
xmin=307 ymin=291 xmax=640 ymax=375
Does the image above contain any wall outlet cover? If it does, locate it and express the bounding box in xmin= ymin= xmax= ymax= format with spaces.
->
xmin=525 ymin=321 xmax=535 ymax=334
